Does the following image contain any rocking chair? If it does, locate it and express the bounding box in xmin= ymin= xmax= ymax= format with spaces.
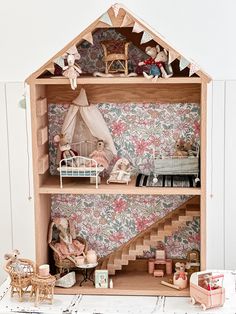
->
xmin=101 ymin=40 xmax=130 ymax=75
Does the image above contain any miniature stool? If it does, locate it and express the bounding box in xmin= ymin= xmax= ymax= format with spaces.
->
xmin=30 ymin=274 xmax=56 ymax=306
xmin=154 ymin=269 xmax=164 ymax=277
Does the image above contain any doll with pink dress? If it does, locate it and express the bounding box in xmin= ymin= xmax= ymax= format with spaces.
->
xmin=89 ymin=140 xmax=109 ymax=169
xmin=63 ymin=54 xmax=82 ymax=90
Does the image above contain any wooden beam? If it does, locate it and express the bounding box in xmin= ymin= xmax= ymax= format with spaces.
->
xmin=200 ymin=82 xmax=207 ymax=270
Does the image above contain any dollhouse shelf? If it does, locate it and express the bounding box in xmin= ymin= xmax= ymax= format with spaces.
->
xmin=34 ymin=77 xmax=202 ymax=85
xmin=39 ymin=176 xmax=201 ymax=195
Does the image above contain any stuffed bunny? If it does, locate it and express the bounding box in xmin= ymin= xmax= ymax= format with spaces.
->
xmin=63 ymin=54 xmax=82 ymax=90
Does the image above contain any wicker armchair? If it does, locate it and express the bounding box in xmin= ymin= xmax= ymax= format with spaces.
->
xmin=48 ymin=219 xmax=87 ymax=274
xmin=5 ymin=258 xmax=36 ymax=301
xmin=101 ymin=40 xmax=130 ymax=75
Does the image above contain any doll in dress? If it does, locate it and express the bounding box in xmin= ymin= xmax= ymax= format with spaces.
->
xmin=59 ymin=136 xmax=79 ymax=167
xmin=89 ymin=140 xmax=109 ymax=169
xmin=63 ymin=54 xmax=82 ymax=90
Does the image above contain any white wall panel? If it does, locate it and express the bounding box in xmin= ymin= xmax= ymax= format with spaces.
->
xmin=206 ymin=81 xmax=225 ymax=269
xmin=5 ymin=83 xmax=35 ymax=262
xmin=225 ymin=81 xmax=236 ymax=270
xmin=0 ymin=83 xmax=13 ymax=283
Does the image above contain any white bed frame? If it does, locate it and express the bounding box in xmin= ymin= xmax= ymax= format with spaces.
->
xmin=57 ymin=140 xmax=104 ymax=189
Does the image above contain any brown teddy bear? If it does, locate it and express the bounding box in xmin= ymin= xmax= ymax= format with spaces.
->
xmin=175 ymin=138 xmax=197 ymax=157
xmin=175 ymin=139 xmax=189 ymax=157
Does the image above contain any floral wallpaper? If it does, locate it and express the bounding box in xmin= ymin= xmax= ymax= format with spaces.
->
xmin=77 ymin=28 xmax=148 ymax=74
xmin=48 ymin=102 xmax=200 ymax=175
xmin=50 ymin=194 xmax=199 ymax=257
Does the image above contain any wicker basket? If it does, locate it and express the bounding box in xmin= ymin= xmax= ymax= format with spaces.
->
xmin=5 ymin=258 xmax=36 ymax=301
xmin=49 ymin=236 xmax=87 ymax=274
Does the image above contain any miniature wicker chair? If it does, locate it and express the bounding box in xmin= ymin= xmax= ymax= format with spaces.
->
xmin=48 ymin=220 xmax=87 ymax=274
xmin=101 ymin=40 xmax=130 ymax=75
xmin=5 ymin=258 xmax=36 ymax=301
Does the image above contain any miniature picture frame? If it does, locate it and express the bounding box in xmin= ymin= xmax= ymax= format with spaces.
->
xmin=95 ymin=270 xmax=108 ymax=288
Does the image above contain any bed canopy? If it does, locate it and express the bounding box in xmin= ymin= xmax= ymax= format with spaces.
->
xmin=59 ymin=88 xmax=117 ymax=159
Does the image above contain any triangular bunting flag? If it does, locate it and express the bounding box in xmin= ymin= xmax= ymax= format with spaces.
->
xmin=99 ymin=12 xmax=113 ymax=26
xmin=46 ymin=63 xmax=55 ymax=74
xmin=189 ymin=62 xmax=200 ymax=76
xmin=132 ymin=21 xmax=144 ymax=33
xmin=179 ymin=56 xmax=190 ymax=71
xmin=112 ymin=3 xmax=121 ymax=17
xmin=83 ymin=32 xmax=93 ymax=45
xmin=54 ymin=57 xmax=65 ymax=68
xmin=168 ymin=50 xmax=179 ymax=64
xmin=66 ymin=45 xmax=78 ymax=55
xmin=121 ymin=13 xmax=133 ymax=27
xmin=140 ymin=31 xmax=153 ymax=44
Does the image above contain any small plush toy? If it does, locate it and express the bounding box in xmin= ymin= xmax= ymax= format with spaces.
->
xmin=173 ymin=262 xmax=191 ymax=289
xmin=175 ymin=138 xmax=198 ymax=157
xmin=63 ymin=54 xmax=82 ymax=90
xmin=89 ymin=139 xmax=109 ymax=169
xmin=138 ymin=45 xmax=173 ymax=80
xmin=4 ymin=249 xmax=27 ymax=276
xmin=59 ymin=136 xmax=79 ymax=167
xmin=175 ymin=139 xmax=189 ymax=157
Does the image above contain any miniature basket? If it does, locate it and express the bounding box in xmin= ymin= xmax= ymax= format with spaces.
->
xmin=5 ymin=258 xmax=36 ymax=301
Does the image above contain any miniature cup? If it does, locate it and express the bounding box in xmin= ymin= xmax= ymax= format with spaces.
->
xmin=39 ymin=264 xmax=50 ymax=277
xmin=76 ymin=256 xmax=85 ymax=265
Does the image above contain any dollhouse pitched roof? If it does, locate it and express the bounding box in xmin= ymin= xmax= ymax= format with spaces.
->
xmin=26 ymin=3 xmax=211 ymax=83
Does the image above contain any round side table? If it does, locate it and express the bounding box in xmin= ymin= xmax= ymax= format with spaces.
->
xmin=30 ymin=274 xmax=56 ymax=306
xmin=77 ymin=263 xmax=98 ymax=286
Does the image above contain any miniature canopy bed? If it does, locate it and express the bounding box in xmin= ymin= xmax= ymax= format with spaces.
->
xmin=57 ymin=88 xmax=117 ymax=188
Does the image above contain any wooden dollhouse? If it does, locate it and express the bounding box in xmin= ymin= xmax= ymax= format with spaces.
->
xmin=26 ymin=4 xmax=211 ymax=296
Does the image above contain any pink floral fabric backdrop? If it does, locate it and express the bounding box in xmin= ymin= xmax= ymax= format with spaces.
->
xmin=48 ymin=102 xmax=200 ymax=175
xmin=51 ymin=194 xmax=200 ymax=258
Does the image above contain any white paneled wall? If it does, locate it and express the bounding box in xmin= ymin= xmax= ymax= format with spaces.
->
xmin=0 ymin=80 xmax=235 ymax=283
xmin=0 ymin=82 xmax=35 ymax=283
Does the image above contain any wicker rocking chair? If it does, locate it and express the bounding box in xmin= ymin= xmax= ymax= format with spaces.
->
xmin=48 ymin=218 xmax=87 ymax=274
xmin=5 ymin=258 xmax=36 ymax=301
xmin=101 ymin=40 xmax=130 ymax=75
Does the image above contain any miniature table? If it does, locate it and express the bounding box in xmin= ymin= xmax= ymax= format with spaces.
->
xmin=30 ymin=274 xmax=56 ymax=306
xmin=148 ymin=258 xmax=172 ymax=275
xmin=77 ymin=263 xmax=98 ymax=286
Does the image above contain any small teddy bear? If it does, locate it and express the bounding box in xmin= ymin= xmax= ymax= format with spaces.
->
xmin=138 ymin=45 xmax=173 ymax=80
xmin=175 ymin=138 xmax=197 ymax=157
xmin=175 ymin=139 xmax=189 ymax=157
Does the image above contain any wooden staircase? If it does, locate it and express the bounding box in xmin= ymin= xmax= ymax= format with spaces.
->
xmin=100 ymin=196 xmax=200 ymax=275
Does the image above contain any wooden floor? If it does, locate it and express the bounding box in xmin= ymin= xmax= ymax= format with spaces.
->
xmin=39 ymin=175 xmax=201 ymax=195
xmin=55 ymin=270 xmax=190 ymax=296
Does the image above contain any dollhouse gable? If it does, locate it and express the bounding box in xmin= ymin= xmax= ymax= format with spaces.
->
xmin=26 ymin=3 xmax=211 ymax=83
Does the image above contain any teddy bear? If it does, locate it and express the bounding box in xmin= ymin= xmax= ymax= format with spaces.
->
xmin=175 ymin=138 xmax=198 ymax=157
xmin=138 ymin=44 xmax=173 ymax=80
xmin=175 ymin=138 xmax=189 ymax=157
